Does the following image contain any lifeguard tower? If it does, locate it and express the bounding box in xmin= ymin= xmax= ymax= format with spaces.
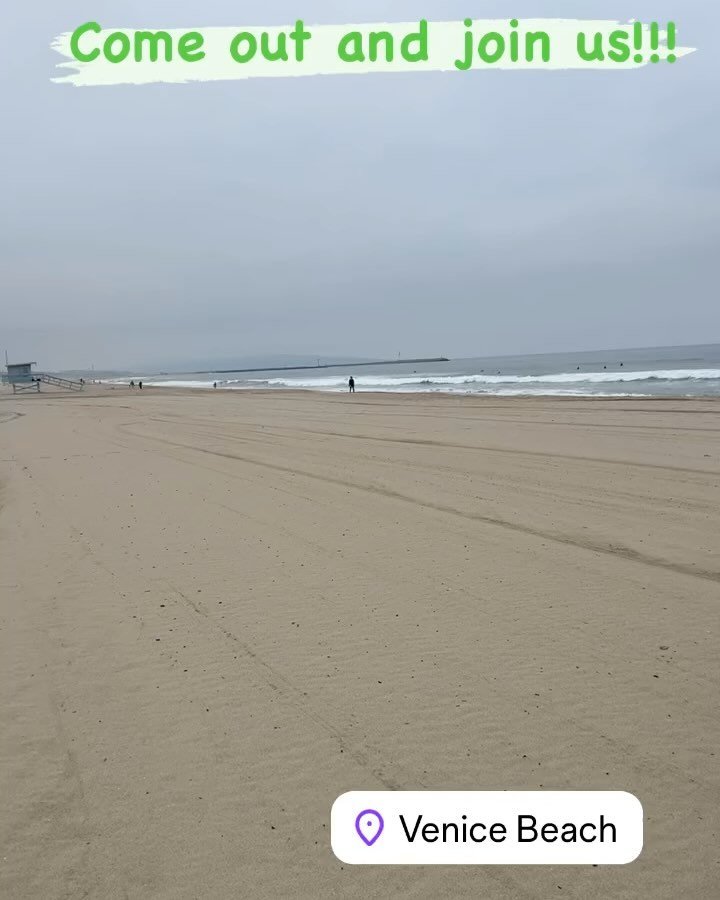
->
xmin=2 ymin=361 xmax=84 ymax=393
xmin=5 ymin=361 xmax=39 ymax=393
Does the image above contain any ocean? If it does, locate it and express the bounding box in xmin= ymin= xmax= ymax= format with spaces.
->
xmin=115 ymin=344 xmax=720 ymax=398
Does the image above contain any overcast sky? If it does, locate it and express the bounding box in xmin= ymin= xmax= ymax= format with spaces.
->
xmin=1 ymin=2 xmax=718 ymax=370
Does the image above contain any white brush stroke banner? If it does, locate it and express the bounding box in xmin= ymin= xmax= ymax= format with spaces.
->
xmin=51 ymin=20 xmax=694 ymax=87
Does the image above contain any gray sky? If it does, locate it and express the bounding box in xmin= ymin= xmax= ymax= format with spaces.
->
xmin=2 ymin=2 xmax=719 ymax=370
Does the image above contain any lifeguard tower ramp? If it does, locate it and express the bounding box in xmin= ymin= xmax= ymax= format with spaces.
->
xmin=3 ymin=361 xmax=84 ymax=393
xmin=37 ymin=373 xmax=84 ymax=391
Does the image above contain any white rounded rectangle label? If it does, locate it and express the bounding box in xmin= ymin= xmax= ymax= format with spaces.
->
xmin=331 ymin=791 xmax=643 ymax=864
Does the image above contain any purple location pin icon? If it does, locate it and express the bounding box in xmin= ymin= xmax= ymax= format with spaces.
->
xmin=355 ymin=809 xmax=384 ymax=846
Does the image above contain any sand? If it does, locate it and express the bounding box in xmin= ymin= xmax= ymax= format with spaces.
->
xmin=1 ymin=385 xmax=718 ymax=898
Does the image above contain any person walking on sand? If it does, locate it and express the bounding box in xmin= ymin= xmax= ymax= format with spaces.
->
xmin=139 ymin=381 xmax=143 ymax=390
xmin=348 ymin=376 xmax=355 ymax=393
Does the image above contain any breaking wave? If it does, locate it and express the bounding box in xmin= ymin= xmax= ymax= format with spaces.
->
xmin=106 ymin=365 xmax=720 ymax=397
xmin=241 ymin=368 xmax=720 ymax=390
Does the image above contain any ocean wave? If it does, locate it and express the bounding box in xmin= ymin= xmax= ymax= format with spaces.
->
xmin=102 ymin=365 xmax=720 ymax=397
xmin=243 ymin=368 xmax=720 ymax=389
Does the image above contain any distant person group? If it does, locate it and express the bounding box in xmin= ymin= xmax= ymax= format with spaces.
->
xmin=129 ymin=380 xmax=143 ymax=390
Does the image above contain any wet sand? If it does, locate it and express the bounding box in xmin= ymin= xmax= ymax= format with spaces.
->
xmin=1 ymin=386 xmax=718 ymax=898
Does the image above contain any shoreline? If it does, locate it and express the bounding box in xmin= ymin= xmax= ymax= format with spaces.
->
xmin=42 ymin=381 xmax=720 ymax=402
xmin=25 ymin=383 xmax=720 ymax=403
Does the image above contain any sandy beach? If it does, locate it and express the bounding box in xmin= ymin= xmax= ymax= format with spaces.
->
xmin=1 ymin=386 xmax=718 ymax=898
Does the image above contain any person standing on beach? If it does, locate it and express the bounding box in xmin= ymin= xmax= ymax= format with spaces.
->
xmin=138 ymin=381 xmax=143 ymax=390
xmin=348 ymin=376 xmax=355 ymax=393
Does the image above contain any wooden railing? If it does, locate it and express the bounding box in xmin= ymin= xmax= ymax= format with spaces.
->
xmin=37 ymin=374 xmax=84 ymax=391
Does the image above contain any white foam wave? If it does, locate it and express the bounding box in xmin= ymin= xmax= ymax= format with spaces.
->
xmin=102 ymin=366 xmax=720 ymax=397
xmin=245 ymin=368 xmax=720 ymax=389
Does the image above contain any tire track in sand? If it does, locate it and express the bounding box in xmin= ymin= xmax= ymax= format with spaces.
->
xmin=120 ymin=426 xmax=720 ymax=586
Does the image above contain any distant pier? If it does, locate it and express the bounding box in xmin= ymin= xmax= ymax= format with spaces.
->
xmin=192 ymin=357 xmax=450 ymax=376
